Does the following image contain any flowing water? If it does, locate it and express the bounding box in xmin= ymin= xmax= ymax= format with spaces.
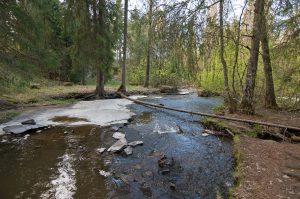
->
xmin=0 ymin=94 xmax=234 ymax=199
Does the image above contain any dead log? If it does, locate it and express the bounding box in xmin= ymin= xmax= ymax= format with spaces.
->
xmin=291 ymin=135 xmax=300 ymax=143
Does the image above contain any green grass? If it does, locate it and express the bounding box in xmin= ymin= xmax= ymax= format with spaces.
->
xmin=0 ymin=111 xmax=20 ymax=124
xmin=0 ymin=80 xmax=156 ymax=108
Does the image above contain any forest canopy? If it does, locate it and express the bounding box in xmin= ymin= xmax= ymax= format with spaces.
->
xmin=0 ymin=0 xmax=299 ymax=111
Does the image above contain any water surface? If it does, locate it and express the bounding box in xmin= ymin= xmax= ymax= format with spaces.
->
xmin=0 ymin=94 xmax=233 ymax=199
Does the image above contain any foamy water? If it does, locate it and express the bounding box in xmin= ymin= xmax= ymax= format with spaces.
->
xmin=41 ymin=154 xmax=76 ymax=199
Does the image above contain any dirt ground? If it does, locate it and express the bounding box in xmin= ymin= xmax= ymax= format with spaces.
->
xmin=234 ymin=136 xmax=300 ymax=199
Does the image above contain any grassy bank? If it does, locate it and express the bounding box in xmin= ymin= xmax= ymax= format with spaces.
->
xmin=0 ymin=81 xmax=149 ymax=106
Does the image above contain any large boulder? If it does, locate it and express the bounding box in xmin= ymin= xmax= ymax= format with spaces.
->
xmin=160 ymin=85 xmax=178 ymax=94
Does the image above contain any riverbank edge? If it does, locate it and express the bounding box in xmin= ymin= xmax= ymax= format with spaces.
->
xmin=0 ymin=86 xmax=160 ymax=124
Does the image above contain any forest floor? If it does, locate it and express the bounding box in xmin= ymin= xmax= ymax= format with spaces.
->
xmin=220 ymin=107 xmax=300 ymax=199
xmin=234 ymin=135 xmax=300 ymax=199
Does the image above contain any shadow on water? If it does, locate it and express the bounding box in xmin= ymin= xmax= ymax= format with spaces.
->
xmin=0 ymin=93 xmax=233 ymax=199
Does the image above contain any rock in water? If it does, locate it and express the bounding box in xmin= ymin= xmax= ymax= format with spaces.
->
xmin=128 ymin=141 xmax=143 ymax=147
xmin=96 ymin=148 xmax=106 ymax=154
xmin=3 ymin=124 xmax=47 ymax=134
xmin=107 ymin=138 xmax=127 ymax=152
xmin=111 ymin=126 xmax=119 ymax=131
xmin=21 ymin=119 xmax=36 ymax=125
xmin=124 ymin=146 xmax=133 ymax=155
xmin=99 ymin=170 xmax=111 ymax=177
xmin=112 ymin=132 xmax=126 ymax=139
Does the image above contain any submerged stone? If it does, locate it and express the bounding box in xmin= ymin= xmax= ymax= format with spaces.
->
xmin=128 ymin=141 xmax=143 ymax=147
xmin=107 ymin=138 xmax=127 ymax=152
xmin=124 ymin=146 xmax=133 ymax=155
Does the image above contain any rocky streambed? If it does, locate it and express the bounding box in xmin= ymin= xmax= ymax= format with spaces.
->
xmin=0 ymin=93 xmax=234 ymax=199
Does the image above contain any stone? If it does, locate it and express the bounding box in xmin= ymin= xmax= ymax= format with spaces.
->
xmin=3 ymin=124 xmax=47 ymax=135
xmin=21 ymin=119 xmax=36 ymax=125
xmin=202 ymin=133 xmax=210 ymax=137
xmin=128 ymin=141 xmax=143 ymax=147
xmin=99 ymin=170 xmax=111 ymax=177
xmin=124 ymin=146 xmax=133 ymax=155
xmin=120 ymin=174 xmax=134 ymax=184
xmin=158 ymin=156 xmax=174 ymax=168
xmin=170 ymin=183 xmax=176 ymax=190
xmin=176 ymin=125 xmax=184 ymax=134
xmin=145 ymin=171 xmax=153 ymax=176
xmin=23 ymin=134 xmax=30 ymax=140
xmin=160 ymin=85 xmax=178 ymax=94
xmin=161 ymin=169 xmax=170 ymax=175
xmin=107 ymin=138 xmax=127 ymax=152
xmin=111 ymin=126 xmax=119 ymax=131
xmin=113 ymin=132 xmax=126 ymax=140
xmin=96 ymin=148 xmax=106 ymax=154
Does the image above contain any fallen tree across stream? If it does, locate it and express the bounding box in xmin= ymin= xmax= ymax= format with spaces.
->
xmin=118 ymin=92 xmax=300 ymax=132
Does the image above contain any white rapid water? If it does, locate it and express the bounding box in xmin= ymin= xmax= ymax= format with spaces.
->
xmin=41 ymin=154 xmax=76 ymax=199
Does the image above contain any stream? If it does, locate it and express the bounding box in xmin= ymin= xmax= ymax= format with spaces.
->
xmin=0 ymin=93 xmax=234 ymax=199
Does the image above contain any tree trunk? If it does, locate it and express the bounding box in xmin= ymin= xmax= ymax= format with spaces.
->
xmin=121 ymin=0 xmax=128 ymax=92
xmin=144 ymin=0 xmax=153 ymax=88
xmin=261 ymin=13 xmax=277 ymax=108
xmin=240 ymin=0 xmax=264 ymax=114
xmin=96 ymin=67 xmax=105 ymax=97
xmin=219 ymin=0 xmax=237 ymax=113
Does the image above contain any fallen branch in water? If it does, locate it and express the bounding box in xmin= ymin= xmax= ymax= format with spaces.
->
xmin=117 ymin=92 xmax=300 ymax=132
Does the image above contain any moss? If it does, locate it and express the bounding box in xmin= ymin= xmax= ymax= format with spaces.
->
xmin=0 ymin=111 xmax=20 ymax=124
xmin=213 ymin=105 xmax=226 ymax=114
xmin=200 ymin=118 xmax=236 ymax=133
xmin=229 ymin=135 xmax=243 ymax=199
xmin=200 ymin=117 xmax=264 ymax=138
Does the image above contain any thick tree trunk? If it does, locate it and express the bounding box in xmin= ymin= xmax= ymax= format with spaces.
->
xmin=240 ymin=0 xmax=264 ymax=114
xmin=144 ymin=0 xmax=153 ymax=88
xmin=261 ymin=14 xmax=277 ymax=108
xmin=96 ymin=67 xmax=105 ymax=97
xmin=121 ymin=0 xmax=128 ymax=92
xmin=219 ymin=0 xmax=237 ymax=113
